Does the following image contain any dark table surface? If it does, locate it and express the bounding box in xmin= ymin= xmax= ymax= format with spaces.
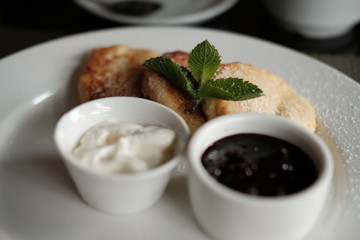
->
xmin=1 ymin=0 xmax=359 ymax=81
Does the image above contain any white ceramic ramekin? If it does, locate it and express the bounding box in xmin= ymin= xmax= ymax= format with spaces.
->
xmin=264 ymin=0 xmax=360 ymax=39
xmin=54 ymin=97 xmax=189 ymax=214
xmin=187 ymin=113 xmax=333 ymax=240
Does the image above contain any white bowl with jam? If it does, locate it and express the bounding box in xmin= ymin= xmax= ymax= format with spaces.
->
xmin=54 ymin=97 xmax=189 ymax=214
xmin=187 ymin=113 xmax=333 ymax=240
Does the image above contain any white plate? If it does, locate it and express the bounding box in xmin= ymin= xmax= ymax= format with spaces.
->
xmin=0 ymin=26 xmax=359 ymax=240
xmin=74 ymin=0 xmax=238 ymax=25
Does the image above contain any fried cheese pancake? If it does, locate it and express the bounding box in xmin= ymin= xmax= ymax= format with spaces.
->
xmin=202 ymin=62 xmax=317 ymax=132
xmin=78 ymin=46 xmax=316 ymax=133
xmin=78 ymin=45 xmax=159 ymax=103
xmin=142 ymin=51 xmax=316 ymax=132
xmin=142 ymin=51 xmax=207 ymax=133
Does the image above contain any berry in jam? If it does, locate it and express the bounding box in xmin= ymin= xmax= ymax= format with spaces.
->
xmin=201 ymin=134 xmax=317 ymax=196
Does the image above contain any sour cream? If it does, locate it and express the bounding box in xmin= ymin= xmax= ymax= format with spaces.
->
xmin=72 ymin=122 xmax=176 ymax=174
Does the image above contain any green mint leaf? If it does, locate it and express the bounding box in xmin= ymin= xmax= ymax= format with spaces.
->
xmin=143 ymin=56 xmax=196 ymax=97
xmin=143 ymin=40 xmax=264 ymax=108
xmin=198 ymin=78 xmax=264 ymax=101
xmin=188 ymin=40 xmax=221 ymax=85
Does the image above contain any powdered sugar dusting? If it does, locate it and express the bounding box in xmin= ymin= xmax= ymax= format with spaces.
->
xmin=244 ymin=52 xmax=359 ymax=227
xmin=273 ymin=57 xmax=360 ymax=223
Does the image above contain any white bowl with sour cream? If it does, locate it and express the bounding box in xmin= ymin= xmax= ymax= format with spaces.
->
xmin=54 ymin=97 xmax=189 ymax=214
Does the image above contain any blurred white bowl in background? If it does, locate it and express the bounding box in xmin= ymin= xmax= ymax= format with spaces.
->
xmin=264 ymin=0 xmax=360 ymax=39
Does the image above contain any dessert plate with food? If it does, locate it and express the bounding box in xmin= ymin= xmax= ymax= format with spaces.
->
xmin=0 ymin=26 xmax=359 ymax=240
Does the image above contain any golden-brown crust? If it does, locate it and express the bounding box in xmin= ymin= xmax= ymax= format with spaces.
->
xmin=142 ymin=64 xmax=206 ymax=134
xmin=163 ymin=51 xmax=189 ymax=68
xmin=202 ymin=62 xmax=317 ymax=132
xmin=77 ymin=46 xmax=316 ymax=133
xmin=78 ymin=45 xmax=159 ymax=103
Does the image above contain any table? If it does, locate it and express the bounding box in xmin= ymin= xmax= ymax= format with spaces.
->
xmin=1 ymin=0 xmax=359 ymax=82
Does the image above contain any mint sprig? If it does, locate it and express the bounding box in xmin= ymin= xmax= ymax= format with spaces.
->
xmin=143 ymin=40 xmax=263 ymax=107
xmin=188 ymin=39 xmax=220 ymax=86
xmin=198 ymin=77 xmax=263 ymax=101
xmin=143 ymin=56 xmax=196 ymax=97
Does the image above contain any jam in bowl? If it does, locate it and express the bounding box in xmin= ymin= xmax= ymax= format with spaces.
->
xmin=201 ymin=133 xmax=318 ymax=197
xmin=187 ymin=113 xmax=333 ymax=240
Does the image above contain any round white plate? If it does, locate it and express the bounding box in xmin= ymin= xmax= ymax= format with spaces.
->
xmin=74 ymin=0 xmax=238 ymax=25
xmin=0 ymin=26 xmax=359 ymax=240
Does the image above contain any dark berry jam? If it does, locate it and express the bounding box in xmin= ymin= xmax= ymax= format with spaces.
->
xmin=201 ymin=134 xmax=317 ymax=196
